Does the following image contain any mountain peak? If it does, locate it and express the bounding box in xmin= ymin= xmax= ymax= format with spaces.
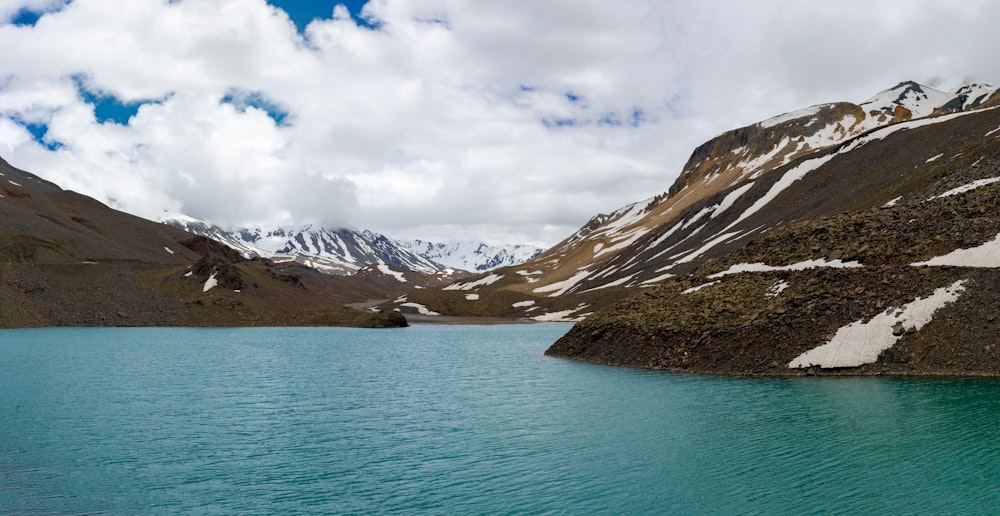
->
xmin=859 ymin=80 xmax=949 ymax=119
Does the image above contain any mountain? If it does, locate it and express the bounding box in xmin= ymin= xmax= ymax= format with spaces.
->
xmin=401 ymin=81 xmax=1000 ymax=376
xmin=395 ymin=240 xmax=543 ymax=272
xmin=0 ymin=160 xmax=406 ymax=328
xmin=163 ymin=216 xmax=542 ymax=275
xmin=458 ymin=81 xmax=1000 ymax=304
xmin=162 ymin=216 xmax=444 ymax=276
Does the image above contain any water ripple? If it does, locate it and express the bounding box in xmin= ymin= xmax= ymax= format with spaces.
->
xmin=4 ymin=326 xmax=1000 ymax=513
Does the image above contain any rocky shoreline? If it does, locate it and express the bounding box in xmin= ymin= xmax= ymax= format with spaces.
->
xmin=546 ymin=266 xmax=1000 ymax=377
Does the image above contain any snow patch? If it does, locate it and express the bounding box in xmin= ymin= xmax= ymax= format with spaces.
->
xmin=723 ymin=153 xmax=836 ymax=232
xmin=912 ymin=232 xmax=1000 ymax=267
xmin=709 ymin=259 xmax=863 ymax=278
xmin=789 ymin=280 xmax=967 ymax=369
xmin=929 ymin=177 xmax=1000 ymax=200
xmin=202 ymin=273 xmax=218 ymax=292
xmin=532 ymin=270 xmax=591 ymax=297
xmin=681 ymin=205 xmax=717 ymax=230
xmin=594 ymin=227 xmax=650 ymax=258
xmin=884 ymin=196 xmax=902 ymax=207
xmin=444 ymin=273 xmax=503 ymax=291
xmin=164 ymin=247 xmax=174 ymax=255
xmin=512 ymin=300 xmax=535 ymax=308
xmin=711 ymin=182 xmax=755 ymax=219
xmin=8 ymin=180 xmax=21 ymax=187
xmin=925 ymin=153 xmax=944 ymax=163
xmin=766 ymin=281 xmax=789 ymax=297
xmin=674 ymin=230 xmax=744 ymax=265
xmin=639 ymin=272 xmax=675 ymax=286
xmin=399 ymin=302 xmax=440 ymax=316
xmin=532 ymin=304 xmax=589 ymax=322
xmin=682 ymin=281 xmax=720 ymax=294
xmin=465 ymin=293 xmax=480 ymax=301
xmin=377 ymin=263 xmax=407 ymax=283
xmin=758 ymin=105 xmax=823 ymax=129
xmin=581 ymin=274 xmax=636 ymax=293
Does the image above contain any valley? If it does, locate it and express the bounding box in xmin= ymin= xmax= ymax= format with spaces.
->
xmin=6 ymin=80 xmax=1000 ymax=376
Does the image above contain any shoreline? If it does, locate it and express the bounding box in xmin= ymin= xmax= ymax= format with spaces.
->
xmin=405 ymin=314 xmax=540 ymax=325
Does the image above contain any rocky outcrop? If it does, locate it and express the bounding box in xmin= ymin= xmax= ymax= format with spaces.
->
xmin=672 ymin=102 xmax=866 ymax=196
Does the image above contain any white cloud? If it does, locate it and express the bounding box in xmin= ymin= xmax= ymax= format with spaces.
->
xmin=0 ymin=0 xmax=999 ymax=247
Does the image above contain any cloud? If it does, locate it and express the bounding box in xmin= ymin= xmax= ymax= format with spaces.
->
xmin=0 ymin=0 xmax=998 ymax=247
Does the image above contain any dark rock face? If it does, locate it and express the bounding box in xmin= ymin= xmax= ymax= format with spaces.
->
xmin=358 ymin=311 xmax=409 ymax=328
xmin=191 ymin=256 xmax=248 ymax=291
xmin=181 ymin=235 xmax=245 ymax=264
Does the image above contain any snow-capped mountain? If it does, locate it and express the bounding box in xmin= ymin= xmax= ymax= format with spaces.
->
xmin=162 ymin=216 xmax=541 ymax=276
xmin=395 ymin=240 xmax=542 ymax=272
xmin=163 ymin=216 xmax=443 ymax=275
xmin=859 ymin=80 xmax=953 ymax=119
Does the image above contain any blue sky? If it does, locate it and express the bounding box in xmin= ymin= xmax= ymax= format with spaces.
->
xmin=0 ymin=0 xmax=998 ymax=246
xmin=267 ymin=0 xmax=373 ymax=31
xmin=9 ymin=1 xmax=367 ymax=133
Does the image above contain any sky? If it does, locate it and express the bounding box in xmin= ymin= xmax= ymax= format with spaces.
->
xmin=1 ymin=0 xmax=999 ymax=247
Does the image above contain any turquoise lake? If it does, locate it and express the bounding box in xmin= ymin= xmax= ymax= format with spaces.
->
xmin=3 ymin=323 xmax=1000 ymax=513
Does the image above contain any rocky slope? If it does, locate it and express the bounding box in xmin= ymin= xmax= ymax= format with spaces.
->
xmin=517 ymin=82 xmax=1000 ymax=300
xmin=545 ymin=87 xmax=1000 ymax=375
xmin=0 ymin=159 xmax=406 ymax=328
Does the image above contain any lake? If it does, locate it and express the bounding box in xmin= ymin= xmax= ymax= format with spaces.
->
xmin=3 ymin=324 xmax=1000 ymax=513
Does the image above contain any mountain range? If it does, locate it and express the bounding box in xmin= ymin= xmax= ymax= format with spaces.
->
xmin=162 ymin=216 xmax=542 ymax=275
xmin=6 ymin=79 xmax=1000 ymax=376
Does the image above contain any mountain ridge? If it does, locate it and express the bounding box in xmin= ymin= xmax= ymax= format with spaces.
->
xmin=162 ymin=216 xmax=541 ymax=275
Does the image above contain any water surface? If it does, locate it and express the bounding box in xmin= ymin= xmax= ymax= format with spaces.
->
xmin=2 ymin=324 xmax=1000 ymax=513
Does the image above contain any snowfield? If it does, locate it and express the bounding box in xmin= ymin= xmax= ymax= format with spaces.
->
xmin=789 ymin=280 xmax=967 ymax=369
xmin=912 ymin=233 xmax=1000 ymax=267
xmin=708 ymin=258 xmax=863 ymax=279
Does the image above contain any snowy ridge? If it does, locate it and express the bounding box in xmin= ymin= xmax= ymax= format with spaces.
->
xmin=860 ymin=81 xmax=952 ymax=119
xmin=163 ymin=217 xmax=443 ymax=275
xmin=396 ymin=240 xmax=542 ymax=272
xmin=164 ymin=216 xmax=542 ymax=277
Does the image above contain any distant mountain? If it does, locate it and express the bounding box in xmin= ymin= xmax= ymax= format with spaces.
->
xmin=395 ymin=240 xmax=543 ymax=272
xmin=162 ymin=216 xmax=541 ymax=275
